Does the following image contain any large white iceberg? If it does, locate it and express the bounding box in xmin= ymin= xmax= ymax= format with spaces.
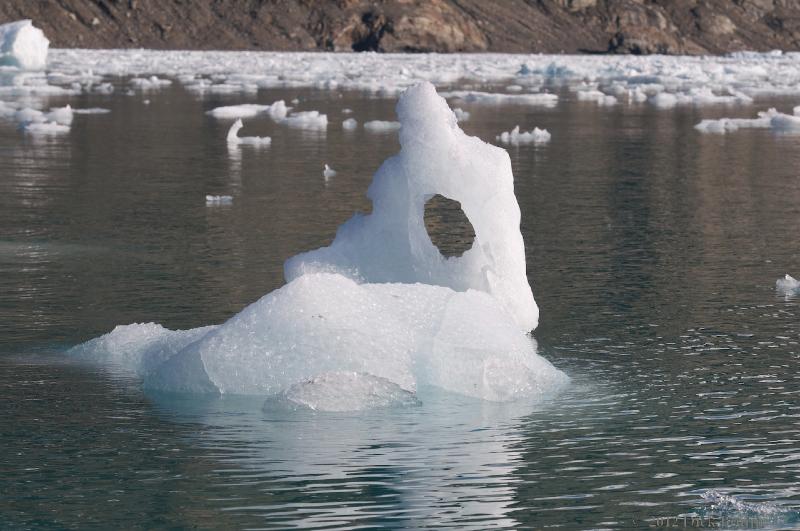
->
xmin=70 ymin=82 xmax=567 ymax=409
xmin=0 ymin=20 xmax=49 ymax=70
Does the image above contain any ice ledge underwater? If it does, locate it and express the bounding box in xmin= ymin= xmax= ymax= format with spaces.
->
xmin=69 ymin=82 xmax=570 ymax=411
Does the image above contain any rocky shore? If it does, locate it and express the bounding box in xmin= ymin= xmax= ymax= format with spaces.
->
xmin=1 ymin=0 xmax=799 ymax=54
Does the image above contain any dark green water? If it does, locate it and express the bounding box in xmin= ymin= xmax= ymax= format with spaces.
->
xmin=2 ymin=81 xmax=800 ymax=529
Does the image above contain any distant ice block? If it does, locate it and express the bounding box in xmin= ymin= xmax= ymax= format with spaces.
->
xmin=23 ymin=121 xmax=69 ymax=134
xmin=72 ymin=107 xmax=111 ymax=114
xmin=226 ymin=119 xmax=271 ymax=146
xmin=694 ymin=108 xmax=800 ymax=134
xmin=442 ymin=90 xmax=558 ymax=107
xmin=263 ymin=371 xmax=421 ymax=412
xmin=205 ymin=195 xmax=233 ymax=205
xmin=496 ymin=125 xmax=551 ymax=145
xmin=72 ymin=82 xmax=568 ymax=407
xmin=323 ymin=164 xmax=336 ymax=179
xmin=777 ymin=274 xmax=800 ymax=297
xmin=453 ymin=107 xmax=470 ymax=121
xmin=130 ymin=76 xmax=172 ymax=90
xmin=0 ymin=20 xmax=49 ymax=70
xmin=576 ymin=89 xmax=617 ymax=106
xmin=280 ymin=110 xmax=327 ymax=129
xmin=342 ymin=117 xmax=358 ymax=130
xmin=364 ymin=120 xmax=401 ymax=132
xmin=207 ymin=101 xmax=288 ymax=120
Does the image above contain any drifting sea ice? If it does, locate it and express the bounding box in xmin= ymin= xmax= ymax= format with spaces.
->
xmin=226 ymin=119 xmax=271 ymax=146
xmin=364 ymin=119 xmax=401 ymax=132
xmin=280 ymin=110 xmax=328 ymax=129
xmin=0 ymin=20 xmax=49 ymax=70
xmin=453 ymin=107 xmax=470 ymax=121
xmin=496 ymin=125 xmax=551 ymax=145
xmin=206 ymin=101 xmax=288 ymax=120
xmin=323 ymin=164 xmax=337 ymax=179
xmin=776 ymin=274 xmax=800 ymax=297
xmin=70 ymin=81 xmax=569 ymax=410
xmin=342 ymin=117 xmax=358 ymax=130
xmin=695 ymin=107 xmax=800 ymax=133
xmin=205 ymin=195 xmax=234 ymax=205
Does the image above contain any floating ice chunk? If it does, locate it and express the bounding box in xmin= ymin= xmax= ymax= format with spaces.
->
xmin=776 ymin=274 xmax=800 ymax=297
xmin=323 ymin=164 xmax=337 ymax=179
xmin=75 ymin=82 xmax=568 ymax=404
xmin=45 ymin=105 xmax=73 ymax=126
xmin=342 ymin=117 xmax=358 ymax=130
xmin=442 ymin=90 xmax=558 ymax=107
xmin=364 ymin=120 xmax=401 ymax=132
xmin=280 ymin=110 xmax=327 ymax=129
xmin=72 ymin=107 xmax=111 ymax=114
xmin=650 ymin=92 xmax=678 ymax=108
xmin=342 ymin=108 xmax=353 ymax=114
xmin=794 ymin=105 xmax=800 ymax=116
xmin=263 ymin=371 xmax=421 ymax=412
xmin=770 ymin=112 xmax=800 ymax=131
xmin=453 ymin=107 xmax=470 ymax=122
xmin=14 ymin=107 xmax=43 ymax=123
xmin=577 ymin=89 xmax=617 ymax=106
xmin=205 ymin=195 xmax=233 ymax=205
xmin=694 ymin=108 xmax=793 ymax=133
xmin=496 ymin=125 xmax=551 ymax=145
xmin=23 ymin=121 xmax=69 ymax=134
xmin=226 ymin=119 xmax=271 ymax=146
xmin=130 ymin=76 xmax=172 ymax=90
xmin=69 ymin=323 xmax=216 ymax=377
xmin=206 ymin=100 xmax=288 ymax=120
xmin=0 ymin=20 xmax=49 ymax=70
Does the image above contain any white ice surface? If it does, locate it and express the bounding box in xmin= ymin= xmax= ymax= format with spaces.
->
xmin=694 ymin=107 xmax=800 ymax=133
xmin=323 ymin=164 xmax=336 ymax=178
xmin=280 ymin=110 xmax=327 ymax=129
xmin=777 ymin=274 xmax=800 ymax=297
xmin=207 ymin=101 xmax=288 ymax=120
xmin=226 ymin=118 xmax=271 ymax=146
xmin=342 ymin=117 xmax=358 ymax=130
xmin=72 ymin=82 xmax=568 ymax=407
xmin=205 ymin=195 xmax=234 ymax=205
xmin=364 ymin=120 xmax=401 ymax=132
xmin=496 ymin=125 xmax=551 ymax=145
xmin=0 ymin=20 xmax=49 ymax=70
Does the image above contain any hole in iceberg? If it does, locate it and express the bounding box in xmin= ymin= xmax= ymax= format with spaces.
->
xmin=423 ymin=194 xmax=475 ymax=258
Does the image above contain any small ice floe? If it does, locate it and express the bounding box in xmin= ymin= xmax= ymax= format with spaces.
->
xmin=364 ymin=120 xmax=401 ymax=132
xmin=206 ymin=100 xmax=288 ymax=120
xmin=342 ymin=117 xmax=358 ymax=130
xmin=226 ymin=118 xmax=271 ymax=146
xmin=496 ymin=125 xmax=551 ymax=145
xmin=0 ymin=20 xmax=49 ymax=70
xmin=695 ymin=107 xmax=800 ymax=134
xmin=776 ymin=274 xmax=800 ymax=297
xmin=129 ymin=76 xmax=172 ymax=90
xmin=453 ymin=107 xmax=470 ymax=121
xmin=22 ymin=121 xmax=69 ymax=135
xmin=280 ymin=110 xmax=327 ymax=129
xmin=576 ymin=89 xmax=617 ymax=106
xmin=205 ymin=195 xmax=233 ymax=206
xmin=342 ymin=108 xmax=353 ymax=114
xmin=263 ymin=371 xmax=421 ymax=412
xmin=442 ymin=90 xmax=559 ymax=107
xmin=72 ymin=107 xmax=111 ymax=114
xmin=323 ymin=164 xmax=337 ymax=179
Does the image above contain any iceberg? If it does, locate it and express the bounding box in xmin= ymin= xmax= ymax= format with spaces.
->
xmin=323 ymin=164 xmax=336 ymax=179
xmin=206 ymin=101 xmax=288 ymax=120
xmin=342 ymin=117 xmax=358 ymax=130
xmin=363 ymin=119 xmax=401 ymax=132
xmin=70 ymin=82 xmax=568 ymax=409
xmin=0 ymin=20 xmax=49 ymax=70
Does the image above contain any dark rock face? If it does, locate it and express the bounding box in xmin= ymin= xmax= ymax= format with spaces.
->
xmin=1 ymin=0 xmax=800 ymax=54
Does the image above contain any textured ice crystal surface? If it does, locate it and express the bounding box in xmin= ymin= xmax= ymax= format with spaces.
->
xmin=71 ymin=82 xmax=569 ymax=408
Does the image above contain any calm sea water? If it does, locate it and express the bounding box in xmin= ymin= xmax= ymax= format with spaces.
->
xmin=2 ymin=79 xmax=800 ymax=530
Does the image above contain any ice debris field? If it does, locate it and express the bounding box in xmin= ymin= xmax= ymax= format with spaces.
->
xmin=70 ymin=82 xmax=570 ymax=410
xmin=3 ymin=20 xmax=799 ymax=410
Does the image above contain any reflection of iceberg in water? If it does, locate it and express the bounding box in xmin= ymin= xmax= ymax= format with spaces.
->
xmin=149 ymin=389 xmax=536 ymax=528
xmin=70 ymin=82 xmax=568 ymax=409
